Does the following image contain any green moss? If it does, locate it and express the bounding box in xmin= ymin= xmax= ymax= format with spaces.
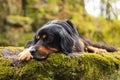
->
xmin=76 ymin=54 xmax=112 ymax=80
xmin=18 ymin=60 xmax=49 ymax=80
xmin=0 ymin=47 xmax=120 ymax=80
xmin=0 ymin=58 xmax=14 ymax=80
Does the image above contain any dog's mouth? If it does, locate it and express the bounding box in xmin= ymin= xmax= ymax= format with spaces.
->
xmin=29 ymin=46 xmax=58 ymax=61
xmin=31 ymin=51 xmax=49 ymax=61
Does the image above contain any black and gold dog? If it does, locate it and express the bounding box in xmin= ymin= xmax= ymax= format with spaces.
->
xmin=18 ymin=20 xmax=117 ymax=61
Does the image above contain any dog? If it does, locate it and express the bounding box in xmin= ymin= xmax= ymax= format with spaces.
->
xmin=18 ymin=20 xmax=117 ymax=61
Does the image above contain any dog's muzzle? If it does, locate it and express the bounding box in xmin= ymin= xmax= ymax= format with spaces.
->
xmin=30 ymin=47 xmax=48 ymax=60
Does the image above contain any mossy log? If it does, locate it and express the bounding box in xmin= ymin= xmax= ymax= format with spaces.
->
xmin=0 ymin=47 xmax=120 ymax=80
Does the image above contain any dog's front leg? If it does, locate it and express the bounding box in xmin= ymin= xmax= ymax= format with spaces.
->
xmin=18 ymin=47 xmax=33 ymax=61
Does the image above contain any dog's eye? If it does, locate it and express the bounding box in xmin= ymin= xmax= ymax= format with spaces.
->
xmin=42 ymin=34 xmax=53 ymax=43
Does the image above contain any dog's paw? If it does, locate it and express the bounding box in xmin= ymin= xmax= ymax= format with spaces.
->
xmin=95 ymin=49 xmax=107 ymax=55
xmin=18 ymin=47 xmax=33 ymax=61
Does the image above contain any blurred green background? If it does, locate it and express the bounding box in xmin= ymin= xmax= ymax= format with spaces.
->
xmin=0 ymin=0 xmax=120 ymax=47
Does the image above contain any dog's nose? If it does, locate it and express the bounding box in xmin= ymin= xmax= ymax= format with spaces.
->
xmin=30 ymin=48 xmax=37 ymax=54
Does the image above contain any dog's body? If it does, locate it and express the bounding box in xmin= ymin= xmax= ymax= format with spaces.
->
xmin=18 ymin=20 xmax=117 ymax=61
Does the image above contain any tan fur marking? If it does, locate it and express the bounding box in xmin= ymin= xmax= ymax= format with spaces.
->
xmin=87 ymin=46 xmax=98 ymax=52
xmin=38 ymin=46 xmax=58 ymax=54
xmin=43 ymin=34 xmax=47 ymax=39
xmin=86 ymin=46 xmax=107 ymax=54
xmin=79 ymin=39 xmax=85 ymax=48
xmin=18 ymin=46 xmax=33 ymax=61
xmin=72 ymin=39 xmax=85 ymax=52
xmin=37 ymin=36 xmax=40 ymax=39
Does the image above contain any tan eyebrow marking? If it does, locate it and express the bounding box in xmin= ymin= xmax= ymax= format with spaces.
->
xmin=36 ymin=36 xmax=40 ymax=39
xmin=43 ymin=34 xmax=47 ymax=39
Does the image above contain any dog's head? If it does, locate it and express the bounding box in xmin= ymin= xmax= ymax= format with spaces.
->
xmin=25 ymin=20 xmax=78 ymax=60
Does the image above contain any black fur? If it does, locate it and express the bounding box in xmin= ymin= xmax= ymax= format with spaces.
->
xmin=25 ymin=20 xmax=117 ymax=60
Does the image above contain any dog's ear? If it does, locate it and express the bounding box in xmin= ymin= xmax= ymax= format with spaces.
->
xmin=59 ymin=29 xmax=74 ymax=54
xmin=66 ymin=20 xmax=74 ymax=27
xmin=66 ymin=20 xmax=79 ymax=35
